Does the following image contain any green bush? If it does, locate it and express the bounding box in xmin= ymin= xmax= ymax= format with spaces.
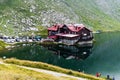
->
xmin=68 ymin=71 xmax=73 ymax=75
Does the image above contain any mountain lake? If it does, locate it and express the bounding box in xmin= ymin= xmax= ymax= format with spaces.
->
xmin=0 ymin=32 xmax=120 ymax=79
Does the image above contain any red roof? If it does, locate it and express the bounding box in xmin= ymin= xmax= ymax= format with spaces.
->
xmin=75 ymin=24 xmax=92 ymax=32
xmin=48 ymin=24 xmax=90 ymax=32
xmin=67 ymin=24 xmax=84 ymax=32
xmin=58 ymin=24 xmax=64 ymax=28
xmin=67 ymin=26 xmax=81 ymax=32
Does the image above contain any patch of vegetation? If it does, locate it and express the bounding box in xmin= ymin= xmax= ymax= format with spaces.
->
xmin=0 ymin=40 xmax=8 ymax=50
xmin=0 ymin=63 xmax=77 ymax=80
xmin=4 ymin=58 xmax=105 ymax=80
xmin=35 ymin=26 xmax=48 ymax=38
xmin=1 ymin=0 xmax=120 ymax=36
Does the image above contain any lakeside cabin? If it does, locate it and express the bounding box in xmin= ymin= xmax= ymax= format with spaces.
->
xmin=47 ymin=24 xmax=93 ymax=46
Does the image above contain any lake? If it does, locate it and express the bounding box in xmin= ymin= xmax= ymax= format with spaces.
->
xmin=0 ymin=32 xmax=120 ymax=79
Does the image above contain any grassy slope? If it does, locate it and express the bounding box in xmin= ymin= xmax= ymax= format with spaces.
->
xmin=4 ymin=58 xmax=105 ymax=80
xmin=64 ymin=0 xmax=120 ymax=31
xmin=0 ymin=63 xmax=78 ymax=80
xmin=0 ymin=0 xmax=120 ymax=36
xmin=0 ymin=40 xmax=8 ymax=50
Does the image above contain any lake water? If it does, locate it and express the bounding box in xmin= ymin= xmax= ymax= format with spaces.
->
xmin=0 ymin=32 xmax=120 ymax=79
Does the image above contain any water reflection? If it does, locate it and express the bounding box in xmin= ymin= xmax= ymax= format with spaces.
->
xmin=44 ymin=44 xmax=93 ymax=60
xmin=0 ymin=42 xmax=93 ymax=61
xmin=0 ymin=43 xmax=93 ymax=71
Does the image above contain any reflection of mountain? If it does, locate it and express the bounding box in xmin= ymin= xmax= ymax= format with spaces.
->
xmin=45 ymin=44 xmax=93 ymax=60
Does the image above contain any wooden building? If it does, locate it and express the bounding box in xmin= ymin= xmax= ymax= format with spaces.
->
xmin=48 ymin=24 xmax=93 ymax=45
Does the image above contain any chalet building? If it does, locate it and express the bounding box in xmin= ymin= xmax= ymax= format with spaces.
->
xmin=47 ymin=24 xmax=93 ymax=45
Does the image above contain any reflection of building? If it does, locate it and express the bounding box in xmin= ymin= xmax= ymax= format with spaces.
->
xmin=46 ymin=44 xmax=93 ymax=60
xmin=48 ymin=24 xmax=93 ymax=46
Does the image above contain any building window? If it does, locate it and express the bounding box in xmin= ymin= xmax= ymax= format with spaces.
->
xmin=83 ymin=33 xmax=87 ymax=36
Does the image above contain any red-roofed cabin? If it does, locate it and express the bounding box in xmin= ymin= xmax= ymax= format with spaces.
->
xmin=48 ymin=24 xmax=93 ymax=45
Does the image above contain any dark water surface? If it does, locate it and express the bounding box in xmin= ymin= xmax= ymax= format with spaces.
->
xmin=1 ymin=32 xmax=120 ymax=79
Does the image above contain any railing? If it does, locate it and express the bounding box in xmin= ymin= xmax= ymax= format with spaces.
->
xmin=81 ymin=35 xmax=93 ymax=40
xmin=60 ymin=39 xmax=79 ymax=45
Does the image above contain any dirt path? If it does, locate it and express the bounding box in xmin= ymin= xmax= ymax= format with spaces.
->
xmin=0 ymin=61 xmax=87 ymax=80
xmin=18 ymin=66 xmax=87 ymax=80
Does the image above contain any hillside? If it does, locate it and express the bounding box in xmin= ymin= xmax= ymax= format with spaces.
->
xmin=0 ymin=40 xmax=8 ymax=50
xmin=0 ymin=62 xmax=81 ymax=80
xmin=0 ymin=0 xmax=120 ymax=36
xmin=3 ymin=58 xmax=105 ymax=80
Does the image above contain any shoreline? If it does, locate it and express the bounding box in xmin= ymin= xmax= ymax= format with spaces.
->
xmin=93 ymin=30 xmax=120 ymax=34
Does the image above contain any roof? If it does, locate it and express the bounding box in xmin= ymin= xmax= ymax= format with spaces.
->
xmin=48 ymin=24 xmax=91 ymax=32
xmin=67 ymin=26 xmax=84 ymax=32
xmin=57 ymin=24 xmax=64 ymax=28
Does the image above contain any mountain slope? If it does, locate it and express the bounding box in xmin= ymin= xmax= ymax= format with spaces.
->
xmin=0 ymin=0 xmax=120 ymax=36
xmin=0 ymin=62 xmax=80 ymax=80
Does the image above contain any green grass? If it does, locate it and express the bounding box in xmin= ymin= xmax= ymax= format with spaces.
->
xmin=1 ymin=0 xmax=120 ymax=36
xmin=64 ymin=0 xmax=120 ymax=31
xmin=0 ymin=40 xmax=9 ymax=50
xmin=0 ymin=63 xmax=78 ymax=80
xmin=4 ymin=58 xmax=105 ymax=80
xmin=35 ymin=26 xmax=48 ymax=38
